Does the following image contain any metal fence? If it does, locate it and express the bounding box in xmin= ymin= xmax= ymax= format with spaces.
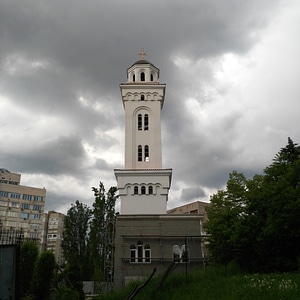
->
xmin=0 ymin=227 xmax=24 ymax=245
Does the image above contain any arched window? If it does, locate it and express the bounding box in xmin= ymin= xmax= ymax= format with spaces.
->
xmin=130 ymin=245 xmax=137 ymax=263
xmin=144 ymin=114 xmax=148 ymax=130
xmin=172 ymin=245 xmax=181 ymax=262
xmin=138 ymin=114 xmax=142 ymax=130
xmin=144 ymin=145 xmax=149 ymax=162
xmin=141 ymin=186 xmax=146 ymax=194
xmin=133 ymin=73 xmax=136 ymax=82
xmin=141 ymin=95 xmax=145 ymax=101
xmin=172 ymin=244 xmax=188 ymax=263
xmin=150 ymin=73 xmax=154 ymax=81
xmin=144 ymin=244 xmax=151 ymax=262
xmin=137 ymin=240 xmax=143 ymax=262
xmin=140 ymin=72 xmax=145 ymax=81
xmin=130 ymin=241 xmax=151 ymax=263
xmin=138 ymin=145 xmax=142 ymax=161
xmin=134 ymin=186 xmax=138 ymax=195
xmin=148 ymin=186 xmax=153 ymax=195
xmin=181 ymin=245 xmax=189 ymax=262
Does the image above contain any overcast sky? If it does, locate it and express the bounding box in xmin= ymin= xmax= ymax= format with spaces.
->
xmin=1 ymin=0 xmax=299 ymax=213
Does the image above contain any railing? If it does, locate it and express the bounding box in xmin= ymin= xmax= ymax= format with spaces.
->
xmin=0 ymin=227 xmax=24 ymax=245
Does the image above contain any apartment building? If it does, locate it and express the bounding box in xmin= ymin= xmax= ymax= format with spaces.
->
xmin=0 ymin=168 xmax=46 ymax=250
xmin=167 ymin=201 xmax=210 ymax=223
xmin=45 ymin=210 xmax=65 ymax=265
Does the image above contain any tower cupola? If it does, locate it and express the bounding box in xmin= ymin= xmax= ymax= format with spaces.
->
xmin=126 ymin=49 xmax=160 ymax=83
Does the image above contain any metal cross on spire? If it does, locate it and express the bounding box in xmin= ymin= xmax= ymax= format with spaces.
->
xmin=139 ymin=48 xmax=147 ymax=60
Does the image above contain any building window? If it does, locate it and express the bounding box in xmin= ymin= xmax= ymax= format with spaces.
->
xmin=29 ymin=232 xmax=39 ymax=239
xmin=137 ymin=241 xmax=143 ymax=262
xmin=33 ymin=196 xmax=44 ymax=202
xmin=10 ymin=193 xmax=20 ymax=199
xmin=148 ymin=186 xmax=153 ymax=195
xmin=32 ymin=214 xmax=41 ymax=220
xmin=140 ymin=72 xmax=145 ymax=81
xmin=172 ymin=244 xmax=189 ymax=263
xmin=138 ymin=114 xmax=142 ymax=130
xmin=172 ymin=245 xmax=181 ymax=262
xmin=141 ymin=95 xmax=145 ymax=101
xmin=150 ymin=74 xmax=154 ymax=81
xmin=23 ymin=194 xmax=32 ymax=201
xmin=21 ymin=203 xmax=30 ymax=210
xmin=130 ymin=241 xmax=151 ymax=263
xmin=7 ymin=211 xmax=17 ymax=217
xmin=144 ymin=114 xmax=148 ymax=130
xmin=30 ymin=224 xmax=40 ymax=230
xmin=134 ymin=186 xmax=139 ymax=195
xmin=138 ymin=145 xmax=143 ymax=161
xmin=144 ymin=245 xmax=151 ymax=262
xmin=20 ymin=212 xmax=30 ymax=219
xmin=133 ymin=74 xmax=135 ymax=82
xmin=33 ymin=205 xmax=42 ymax=211
xmin=0 ymin=191 xmax=9 ymax=198
xmin=130 ymin=245 xmax=137 ymax=263
xmin=137 ymin=113 xmax=149 ymax=131
xmin=141 ymin=186 xmax=146 ymax=195
xmin=144 ymin=145 xmax=149 ymax=162
xmin=19 ymin=222 xmax=28 ymax=228
xmin=0 ymin=200 xmax=7 ymax=207
xmin=6 ymin=221 xmax=17 ymax=227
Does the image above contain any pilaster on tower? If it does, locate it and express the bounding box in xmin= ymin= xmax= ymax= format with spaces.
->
xmin=115 ymin=52 xmax=172 ymax=215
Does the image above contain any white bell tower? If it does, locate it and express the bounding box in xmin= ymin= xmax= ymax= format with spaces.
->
xmin=114 ymin=50 xmax=172 ymax=214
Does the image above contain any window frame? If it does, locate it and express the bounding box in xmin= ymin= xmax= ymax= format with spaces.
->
xmin=130 ymin=241 xmax=151 ymax=264
xmin=144 ymin=145 xmax=149 ymax=162
xmin=138 ymin=114 xmax=142 ymax=130
xmin=148 ymin=186 xmax=153 ymax=195
xmin=144 ymin=114 xmax=149 ymax=130
xmin=138 ymin=145 xmax=143 ymax=161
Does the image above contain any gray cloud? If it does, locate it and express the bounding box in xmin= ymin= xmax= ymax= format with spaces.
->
xmin=0 ymin=0 xmax=298 ymax=213
xmin=181 ymin=187 xmax=206 ymax=203
xmin=0 ymin=135 xmax=85 ymax=175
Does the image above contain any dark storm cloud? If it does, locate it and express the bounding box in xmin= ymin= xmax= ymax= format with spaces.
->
xmin=0 ymin=135 xmax=86 ymax=175
xmin=1 ymin=0 xmax=296 ymax=213
xmin=45 ymin=191 xmax=80 ymax=212
xmin=181 ymin=187 xmax=206 ymax=203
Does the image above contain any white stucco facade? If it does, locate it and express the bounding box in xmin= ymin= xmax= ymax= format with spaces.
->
xmin=115 ymin=58 xmax=172 ymax=214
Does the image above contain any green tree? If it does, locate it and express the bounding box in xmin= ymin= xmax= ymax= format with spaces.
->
xmin=206 ymin=138 xmax=300 ymax=272
xmin=89 ymin=182 xmax=118 ymax=284
xmin=205 ymin=171 xmax=250 ymax=265
xmin=31 ymin=251 xmax=56 ymax=300
xmin=61 ymin=200 xmax=92 ymax=298
xmin=20 ymin=241 xmax=39 ymax=298
xmin=257 ymin=137 xmax=300 ymax=271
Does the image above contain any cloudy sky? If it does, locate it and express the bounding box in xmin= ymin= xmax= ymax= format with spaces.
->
xmin=1 ymin=0 xmax=299 ymax=213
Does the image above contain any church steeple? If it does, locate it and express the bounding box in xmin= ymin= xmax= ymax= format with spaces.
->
xmin=120 ymin=54 xmax=166 ymax=169
xmin=115 ymin=52 xmax=172 ymax=215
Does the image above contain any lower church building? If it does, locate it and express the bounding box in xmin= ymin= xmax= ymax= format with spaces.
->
xmin=114 ymin=214 xmax=205 ymax=287
xmin=113 ymin=53 xmax=206 ymax=288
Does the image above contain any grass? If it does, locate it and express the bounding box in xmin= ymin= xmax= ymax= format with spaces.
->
xmin=97 ymin=264 xmax=300 ymax=300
